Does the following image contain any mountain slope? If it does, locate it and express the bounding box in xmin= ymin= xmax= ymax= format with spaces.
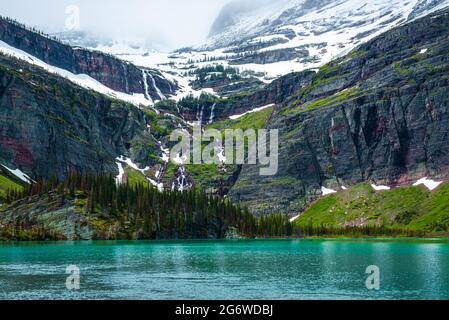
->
xmin=293 ymin=181 xmax=449 ymax=233
xmin=229 ymin=7 xmax=449 ymax=216
xmin=0 ymin=17 xmax=177 ymax=102
xmin=200 ymin=0 xmax=449 ymax=79
xmin=0 ymin=52 xmax=159 ymax=181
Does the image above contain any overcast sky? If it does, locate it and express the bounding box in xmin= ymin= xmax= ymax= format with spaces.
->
xmin=0 ymin=0 xmax=231 ymax=50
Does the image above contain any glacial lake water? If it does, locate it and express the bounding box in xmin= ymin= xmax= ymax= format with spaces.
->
xmin=0 ymin=239 xmax=449 ymax=300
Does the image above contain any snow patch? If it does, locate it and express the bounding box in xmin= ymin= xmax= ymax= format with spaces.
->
xmin=0 ymin=40 xmax=153 ymax=107
xmin=229 ymin=104 xmax=274 ymax=120
xmin=116 ymin=156 xmax=149 ymax=175
xmin=217 ymin=147 xmax=227 ymax=163
xmin=172 ymin=153 xmax=189 ymax=165
xmin=420 ymin=48 xmax=428 ymax=54
xmin=321 ymin=186 xmax=337 ymax=196
xmin=371 ymin=184 xmax=391 ymax=191
xmin=1 ymin=164 xmax=33 ymax=183
xmin=289 ymin=214 xmax=300 ymax=223
xmin=147 ymin=177 xmax=164 ymax=192
xmin=413 ymin=177 xmax=442 ymax=191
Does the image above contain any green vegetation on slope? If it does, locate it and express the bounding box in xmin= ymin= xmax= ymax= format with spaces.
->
xmin=124 ymin=167 xmax=149 ymax=187
xmin=165 ymin=106 xmax=275 ymax=193
xmin=288 ymin=87 xmax=360 ymax=114
xmin=0 ymin=172 xmax=309 ymax=240
xmin=187 ymin=65 xmax=241 ymax=88
xmin=2 ymin=172 xmax=257 ymax=240
xmin=294 ymin=182 xmax=449 ymax=234
xmin=0 ymin=174 xmax=23 ymax=200
xmin=207 ymin=105 xmax=274 ymax=132
xmin=185 ymin=163 xmax=236 ymax=192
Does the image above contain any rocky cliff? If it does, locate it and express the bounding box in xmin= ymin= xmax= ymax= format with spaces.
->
xmin=229 ymin=8 xmax=449 ymax=216
xmin=172 ymin=70 xmax=315 ymax=126
xmin=0 ymin=17 xmax=176 ymax=100
xmin=0 ymin=53 xmax=159 ymax=180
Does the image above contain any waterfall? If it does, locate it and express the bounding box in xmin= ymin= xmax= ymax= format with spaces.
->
xmin=196 ymin=104 xmax=205 ymax=125
xmin=148 ymin=72 xmax=166 ymax=101
xmin=172 ymin=166 xmax=191 ymax=192
xmin=122 ymin=63 xmax=130 ymax=93
xmin=208 ymin=103 xmax=216 ymax=124
xmin=199 ymin=105 xmax=205 ymax=125
xmin=142 ymin=70 xmax=154 ymax=103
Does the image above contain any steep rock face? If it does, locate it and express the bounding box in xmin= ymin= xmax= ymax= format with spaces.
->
xmin=229 ymin=8 xmax=449 ymax=215
xmin=230 ymin=48 xmax=310 ymax=65
xmin=0 ymin=54 xmax=158 ymax=180
xmin=0 ymin=17 xmax=176 ymax=99
xmin=177 ymin=70 xmax=315 ymax=125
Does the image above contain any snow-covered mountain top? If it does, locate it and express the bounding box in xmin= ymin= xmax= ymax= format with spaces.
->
xmin=206 ymin=0 xmax=449 ymax=49
xmin=50 ymin=0 xmax=449 ymax=92
xmin=176 ymin=0 xmax=449 ymax=80
xmin=208 ymin=0 xmax=292 ymax=39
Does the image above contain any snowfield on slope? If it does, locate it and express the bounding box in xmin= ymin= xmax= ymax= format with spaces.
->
xmin=1 ymin=164 xmax=33 ymax=183
xmin=0 ymin=40 xmax=155 ymax=107
xmin=103 ymin=0 xmax=449 ymax=83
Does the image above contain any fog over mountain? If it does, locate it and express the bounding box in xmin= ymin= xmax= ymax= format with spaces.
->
xmin=208 ymin=0 xmax=285 ymax=37
xmin=0 ymin=0 xmax=230 ymax=50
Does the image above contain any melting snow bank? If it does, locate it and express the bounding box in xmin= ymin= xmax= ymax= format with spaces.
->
xmin=229 ymin=104 xmax=275 ymax=120
xmin=147 ymin=177 xmax=164 ymax=193
xmin=321 ymin=186 xmax=337 ymax=196
xmin=0 ymin=40 xmax=153 ymax=107
xmin=161 ymin=70 xmax=218 ymax=102
xmin=413 ymin=177 xmax=442 ymax=191
xmin=1 ymin=164 xmax=33 ymax=183
xmin=371 ymin=184 xmax=391 ymax=191
xmin=159 ymin=143 xmax=170 ymax=163
xmin=115 ymin=156 xmax=164 ymax=192
xmin=172 ymin=153 xmax=188 ymax=165
xmin=289 ymin=214 xmax=300 ymax=223
xmin=217 ymin=147 xmax=227 ymax=163
xmin=321 ymin=177 xmax=444 ymax=196
xmin=116 ymin=156 xmax=149 ymax=174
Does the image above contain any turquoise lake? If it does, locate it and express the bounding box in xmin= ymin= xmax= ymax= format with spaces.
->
xmin=0 ymin=239 xmax=449 ymax=300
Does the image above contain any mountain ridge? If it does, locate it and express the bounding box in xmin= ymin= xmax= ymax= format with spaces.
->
xmin=0 ymin=16 xmax=177 ymax=102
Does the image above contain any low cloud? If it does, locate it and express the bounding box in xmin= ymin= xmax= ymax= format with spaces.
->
xmin=0 ymin=0 xmax=230 ymax=50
